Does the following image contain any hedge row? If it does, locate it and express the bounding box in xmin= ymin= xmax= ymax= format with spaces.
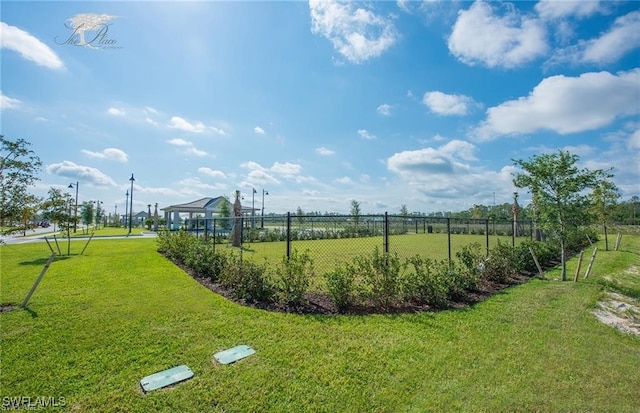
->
xmin=157 ymin=228 xmax=595 ymax=313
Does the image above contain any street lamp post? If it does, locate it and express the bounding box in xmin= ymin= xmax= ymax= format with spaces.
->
xmin=68 ymin=182 xmax=79 ymax=233
xmin=252 ymin=188 xmax=256 ymax=228
xmin=261 ymin=189 xmax=269 ymax=228
xmin=154 ymin=203 xmax=158 ymax=232
xmin=147 ymin=204 xmax=152 ymax=230
xmin=128 ymin=174 xmax=135 ymax=234
xmin=125 ymin=190 xmax=129 ymax=228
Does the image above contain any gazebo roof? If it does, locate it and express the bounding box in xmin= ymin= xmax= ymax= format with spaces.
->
xmin=161 ymin=196 xmax=228 ymax=213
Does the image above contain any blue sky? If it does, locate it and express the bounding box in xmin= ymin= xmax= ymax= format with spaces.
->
xmin=1 ymin=1 xmax=639 ymax=216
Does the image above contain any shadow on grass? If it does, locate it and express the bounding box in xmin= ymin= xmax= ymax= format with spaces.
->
xmin=19 ymin=256 xmax=70 ymax=266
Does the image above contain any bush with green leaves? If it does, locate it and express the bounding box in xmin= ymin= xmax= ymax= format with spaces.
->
xmin=455 ymin=242 xmax=483 ymax=291
xmin=325 ymin=263 xmax=356 ymax=312
xmin=219 ymin=253 xmax=274 ymax=303
xmin=401 ymin=256 xmax=450 ymax=307
xmin=156 ymin=229 xmax=197 ymax=263
xmin=481 ymin=240 xmax=516 ymax=283
xmin=354 ymin=248 xmax=402 ymax=309
xmin=273 ymin=249 xmax=314 ymax=308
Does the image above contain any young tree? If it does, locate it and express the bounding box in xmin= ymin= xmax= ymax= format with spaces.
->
xmin=18 ymin=194 xmax=41 ymax=236
xmin=0 ymin=136 xmax=42 ymax=227
xmin=350 ymin=199 xmax=361 ymax=227
xmin=41 ymin=188 xmax=70 ymax=233
xmin=513 ymin=150 xmax=612 ymax=280
xmin=296 ymin=206 xmax=305 ymax=226
xmin=591 ymin=179 xmax=620 ymax=250
xmin=80 ymin=201 xmax=95 ymax=231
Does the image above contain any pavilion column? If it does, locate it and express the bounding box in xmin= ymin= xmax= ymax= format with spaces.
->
xmin=173 ymin=211 xmax=180 ymax=230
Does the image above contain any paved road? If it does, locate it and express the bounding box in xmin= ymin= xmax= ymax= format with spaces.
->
xmin=0 ymin=228 xmax=157 ymax=245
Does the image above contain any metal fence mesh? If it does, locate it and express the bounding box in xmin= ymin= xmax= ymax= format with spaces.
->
xmin=181 ymin=213 xmax=534 ymax=273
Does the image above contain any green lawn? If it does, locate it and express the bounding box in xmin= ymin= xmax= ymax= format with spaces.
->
xmin=236 ymin=233 xmax=522 ymax=274
xmin=1 ymin=236 xmax=639 ymax=412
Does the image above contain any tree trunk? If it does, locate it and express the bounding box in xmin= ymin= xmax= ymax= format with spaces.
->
xmin=560 ymin=238 xmax=567 ymax=281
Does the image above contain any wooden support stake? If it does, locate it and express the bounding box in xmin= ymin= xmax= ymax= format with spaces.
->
xmin=583 ymin=248 xmax=598 ymax=279
xmin=43 ymin=236 xmax=55 ymax=255
xmin=614 ymin=233 xmax=622 ymax=251
xmin=529 ymin=246 xmax=544 ymax=277
xmin=586 ymin=234 xmax=593 ymax=246
xmin=52 ymin=234 xmax=62 ymax=255
xmin=80 ymin=231 xmax=95 ymax=255
xmin=21 ymin=254 xmax=56 ymax=308
xmin=573 ymin=250 xmax=584 ymax=282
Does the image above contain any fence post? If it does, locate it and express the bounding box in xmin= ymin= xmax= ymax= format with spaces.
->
xmin=447 ymin=217 xmax=451 ymax=268
xmin=383 ymin=212 xmax=389 ymax=254
xmin=212 ymin=219 xmax=216 ymax=253
xmin=286 ymin=212 xmax=291 ymax=260
xmin=485 ymin=219 xmax=490 ymax=257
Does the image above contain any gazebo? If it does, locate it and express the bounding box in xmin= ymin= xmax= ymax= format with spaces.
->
xmin=161 ymin=196 xmax=255 ymax=230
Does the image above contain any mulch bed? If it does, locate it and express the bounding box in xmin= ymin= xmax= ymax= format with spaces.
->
xmin=168 ymin=255 xmax=539 ymax=316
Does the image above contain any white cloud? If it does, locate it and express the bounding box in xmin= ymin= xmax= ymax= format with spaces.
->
xmin=198 ymin=167 xmax=227 ymax=179
xmin=387 ymin=140 xmax=514 ymax=199
xmin=107 ymin=107 xmax=125 ymax=116
xmin=0 ymin=92 xmax=21 ymax=110
xmin=334 ymin=176 xmax=353 ymax=185
xmin=581 ymin=11 xmax=640 ymax=65
xmin=309 ymin=0 xmax=398 ymax=64
xmin=358 ymin=129 xmax=376 ymax=140
xmin=377 ymin=104 xmax=391 ymax=116
xmin=423 ymin=91 xmax=475 ymax=116
xmin=145 ymin=117 xmax=158 ymax=126
xmin=254 ymin=126 xmax=265 ymax=135
xmin=474 ymin=69 xmax=640 ymax=141
xmin=81 ymin=147 xmax=128 ymax=162
xmin=0 ymin=22 xmax=64 ymax=69
xmin=271 ymin=162 xmax=302 ymax=177
xmin=316 ymin=146 xmax=335 ymax=156
xmin=177 ymin=177 xmax=228 ymax=191
xmin=167 ymin=138 xmax=208 ymax=157
xmin=46 ymin=161 xmax=116 ymax=187
xmin=247 ymin=169 xmax=280 ymax=185
xmin=448 ymin=0 xmax=548 ymax=68
xmin=628 ymin=129 xmax=640 ymax=150
xmin=168 ymin=116 xmax=226 ymax=135
xmin=535 ymin=0 xmax=605 ymax=20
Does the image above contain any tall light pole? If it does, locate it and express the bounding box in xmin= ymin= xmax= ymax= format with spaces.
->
xmin=128 ymin=174 xmax=135 ymax=234
xmin=125 ymin=190 xmax=129 ymax=228
xmin=252 ymin=188 xmax=256 ymax=228
xmin=114 ymin=204 xmax=117 ymax=227
xmin=261 ymin=189 xmax=269 ymax=228
xmin=68 ymin=182 xmax=79 ymax=233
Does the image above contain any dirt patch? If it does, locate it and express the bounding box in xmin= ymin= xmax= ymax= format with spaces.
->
xmin=593 ymin=292 xmax=640 ymax=337
xmin=0 ymin=304 xmax=18 ymax=313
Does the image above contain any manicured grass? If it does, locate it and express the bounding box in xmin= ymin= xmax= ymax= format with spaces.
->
xmin=235 ymin=233 xmax=522 ymax=274
xmin=1 ymin=237 xmax=639 ymax=412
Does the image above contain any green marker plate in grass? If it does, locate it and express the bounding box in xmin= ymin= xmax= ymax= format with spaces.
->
xmin=140 ymin=365 xmax=194 ymax=392
xmin=214 ymin=345 xmax=255 ymax=365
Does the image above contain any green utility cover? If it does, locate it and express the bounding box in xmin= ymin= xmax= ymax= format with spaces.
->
xmin=140 ymin=365 xmax=194 ymax=392
xmin=214 ymin=345 xmax=255 ymax=365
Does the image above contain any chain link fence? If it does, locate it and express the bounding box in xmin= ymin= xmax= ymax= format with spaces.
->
xmin=180 ymin=213 xmax=534 ymax=273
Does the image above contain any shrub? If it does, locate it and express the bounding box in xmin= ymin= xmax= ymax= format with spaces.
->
xmin=402 ymin=256 xmax=450 ymax=308
xmin=325 ymin=263 xmax=355 ymax=312
xmin=273 ymin=249 xmax=314 ymax=308
xmin=219 ymin=253 xmax=274 ymax=303
xmin=355 ymin=248 xmax=402 ymax=309
xmin=481 ymin=240 xmax=516 ymax=283
xmin=455 ymin=243 xmax=483 ymax=291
